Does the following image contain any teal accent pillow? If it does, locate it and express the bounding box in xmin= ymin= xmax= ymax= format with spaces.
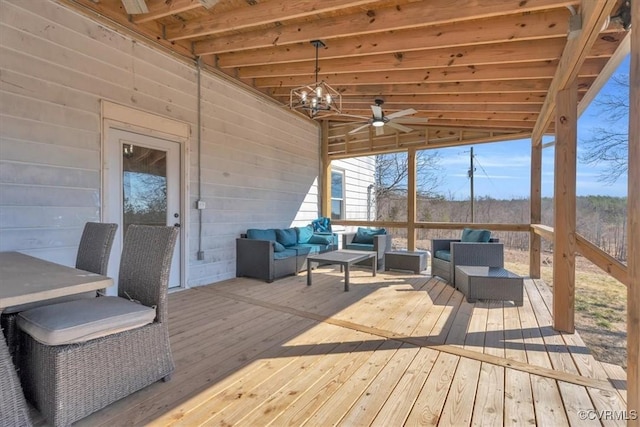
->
xmin=246 ymin=228 xmax=277 ymax=241
xmin=273 ymin=241 xmax=286 ymax=252
xmin=276 ymin=228 xmax=298 ymax=247
xmin=434 ymin=250 xmax=451 ymax=261
xmin=460 ymin=228 xmax=491 ymax=243
xmin=352 ymin=227 xmax=386 ymax=244
xmin=296 ymin=225 xmax=314 ymax=244
xmin=308 ymin=234 xmax=332 ymax=245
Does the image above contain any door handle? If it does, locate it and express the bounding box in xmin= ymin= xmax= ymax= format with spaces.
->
xmin=174 ymin=223 xmax=181 ymax=227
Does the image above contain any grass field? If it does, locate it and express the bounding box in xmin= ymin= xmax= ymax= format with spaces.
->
xmin=504 ymin=249 xmax=628 ymax=368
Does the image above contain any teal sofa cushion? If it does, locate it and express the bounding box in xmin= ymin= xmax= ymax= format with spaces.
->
xmin=461 ymin=228 xmax=491 ymax=243
xmin=346 ymin=243 xmax=374 ymax=251
xmin=308 ymin=234 xmax=332 ymax=245
xmin=273 ymin=249 xmax=297 ymax=260
xmin=352 ymin=227 xmax=386 ymax=244
xmin=296 ymin=225 xmax=314 ymax=244
xmin=434 ymin=250 xmax=451 ymax=261
xmin=276 ymin=228 xmax=298 ymax=247
xmin=273 ymin=241 xmax=286 ymax=252
xmin=247 ymin=228 xmax=277 ymax=241
xmin=294 ymin=243 xmax=323 ymax=255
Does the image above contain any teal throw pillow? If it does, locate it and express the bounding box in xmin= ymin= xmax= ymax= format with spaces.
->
xmin=246 ymin=228 xmax=277 ymax=241
xmin=276 ymin=228 xmax=298 ymax=247
xmin=273 ymin=241 xmax=286 ymax=252
xmin=352 ymin=227 xmax=386 ymax=244
xmin=296 ymin=225 xmax=314 ymax=244
xmin=460 ymin=228 xmax=491 ymax=243
xmin=308 ymin=234 xmax=332 ymax=245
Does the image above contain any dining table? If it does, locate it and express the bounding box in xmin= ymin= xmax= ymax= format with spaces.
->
xmin=0 ymin=251 xmax=113 ymax=426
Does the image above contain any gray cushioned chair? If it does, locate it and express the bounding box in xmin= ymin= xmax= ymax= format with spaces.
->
xmin=1 ymin=222 xmax=117 ymax=363
xmin=18 ymin=225 xmax=177 ymax=427
xmin=342 ymin=227 xmax=392 ymax=271
xmin=431 ymin=228 xmax=501 ymax=284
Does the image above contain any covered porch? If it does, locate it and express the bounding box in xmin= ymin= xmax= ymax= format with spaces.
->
xmin=63 ymin=269 xmax=627 ymax=426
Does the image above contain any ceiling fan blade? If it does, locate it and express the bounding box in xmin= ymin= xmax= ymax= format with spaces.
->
xmin=339 ymin=114 xmax=371 ymax=120
xmin=385 ymin=108 xmax=417 ymax=120
xmin=393 ymin=117 xmax=429 ymax=124
xmin=371 ymin=105 xmax=383 ymax=119
xmin=375 ymin=126 xmax=385 ymax=136
xmin=348 ymin=123 xmax=372 ymax=134
xmin=386 ymin=121 xmax=414 ymax=133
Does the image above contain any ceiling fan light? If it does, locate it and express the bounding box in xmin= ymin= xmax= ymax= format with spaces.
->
xmin=372 ymin=119 xmax=385 ymax=127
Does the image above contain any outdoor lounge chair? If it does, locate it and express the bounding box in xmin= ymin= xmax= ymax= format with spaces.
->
xmin=431 ymin=228 xmax=502 ymax=284
xmin=17 ymin=225 xmax=177 ymax=426
xmin=1 ymin=222 xmax=117 ymax=363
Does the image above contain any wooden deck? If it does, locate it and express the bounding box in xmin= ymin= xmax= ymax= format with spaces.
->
xmin=69 ymin=267 xmax=627 ymax=426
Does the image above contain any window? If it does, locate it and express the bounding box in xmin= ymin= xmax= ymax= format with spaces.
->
xmin=331 ymin=170 xmax=345 ymax=219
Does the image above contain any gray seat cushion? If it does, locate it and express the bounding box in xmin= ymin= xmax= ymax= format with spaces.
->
xmin=17 ymin=296 xmax=156 ymax=346
xmin=3 ymin=291 xmax=96 ymax=314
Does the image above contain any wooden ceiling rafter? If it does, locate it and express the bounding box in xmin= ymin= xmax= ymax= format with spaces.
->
xmin=63 ymin=0 xmax=628 ymax=155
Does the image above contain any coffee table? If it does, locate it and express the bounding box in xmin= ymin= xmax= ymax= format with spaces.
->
xmin=454 ymin=265 xmax=523 ymax=305
xmin=306 ymin=250 xmax=377 ymax=291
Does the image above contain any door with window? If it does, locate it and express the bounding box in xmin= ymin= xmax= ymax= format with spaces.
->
xmin=105 ymin=128 xmax=182 ymax=291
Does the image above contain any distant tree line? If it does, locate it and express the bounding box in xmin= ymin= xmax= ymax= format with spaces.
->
xmin=376 ymin=192 xmax=628 ymax=262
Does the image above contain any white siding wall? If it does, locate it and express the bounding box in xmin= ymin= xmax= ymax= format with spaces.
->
xmin=333 ymin=157 xmax=376 ymax=222
xmin=0 ymin=0 xmax=320 ymax=286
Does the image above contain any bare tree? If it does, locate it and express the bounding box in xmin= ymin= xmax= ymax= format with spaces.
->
xmin=375 ymin=150 xmax=444 ymax=199
xmin=580 ymin=73 xmax=629 ymax=184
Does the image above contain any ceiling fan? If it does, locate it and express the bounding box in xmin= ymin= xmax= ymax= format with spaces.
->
xmin=347 ymin=99 xmax=428 ymax=136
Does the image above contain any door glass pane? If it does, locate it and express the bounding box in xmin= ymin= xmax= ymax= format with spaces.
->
xmin=122 ymin=144 xmax=167 ymax=234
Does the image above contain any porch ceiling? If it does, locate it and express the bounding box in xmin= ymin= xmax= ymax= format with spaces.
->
xmin=66 ymin=0 xmax=629 ymax=154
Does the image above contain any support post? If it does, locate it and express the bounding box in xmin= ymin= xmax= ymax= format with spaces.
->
xmin=627 ymin=0 xmax=639 ymax=420
xmin=320 ymin=120 xmax=331 ymax=218
xmin=530 ymin=137 xmax=542 ymax=278
xmin=552 ymin=81 xmax=577 ymax=333
xmin=407 ymin=148 xmax=417 ymax=251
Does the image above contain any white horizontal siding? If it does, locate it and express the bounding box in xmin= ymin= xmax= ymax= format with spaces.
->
xmin=333 ymin=156 xmax=376 ymax=222
xmin=0 ymin=0 xmax=323 ymax=287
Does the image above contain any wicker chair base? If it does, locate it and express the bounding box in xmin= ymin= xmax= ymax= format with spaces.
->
xmin=1 ymin=313 xmax=19 ymax=364
xmin=431 ymin=257 xmax=451 ymax=282
xmin=20 ymin=322 xmax=174 ymax=426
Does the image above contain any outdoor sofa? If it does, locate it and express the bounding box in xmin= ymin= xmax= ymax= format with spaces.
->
xmin=236 ymin=225 xmax=337 ymax=282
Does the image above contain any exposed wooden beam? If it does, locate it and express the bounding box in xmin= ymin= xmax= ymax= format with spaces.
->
xmin=530 ymin=138 xmax=542 ymax=279
xmin=407 ymin=148 xmax=417 ymax=251
xmin=165 ymin=0 xmax=385 ymax=41
xmin=194 ymin=0 xmax=576 ymax=54
xmin=532 ymin=0 xmax=619 ymax=143
xmin=215 ymin=10 xmax=572 ymax=65
xmin=552 ymin=81 xmax=577 ymax=333
xmin=236 ymin=38 xmax=571 ymax=78
xmin=132 ymin=0 xmax=201 ymax=23
xmin=254 ymin=58 xmax=607 ymax=88
xmin=628 ymin=0 xmax=639 ymax=420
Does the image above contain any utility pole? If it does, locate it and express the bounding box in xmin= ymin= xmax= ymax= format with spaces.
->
xmin=468 ymin=147 xmax=475 ymax=222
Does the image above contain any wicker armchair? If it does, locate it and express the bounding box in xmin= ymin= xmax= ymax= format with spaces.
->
xmin=1 ymin=222 xmax=117 ymax=363
xmin=18 ymin=225 xmax=177 ymax=426
xmin=431 ymin=236 xmax=502 ymax=285
xmin=0 ymin=338 xmax=31 ymax=427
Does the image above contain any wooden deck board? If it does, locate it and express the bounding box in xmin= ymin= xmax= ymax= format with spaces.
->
xmin=65 ymin=271 xmax=627 ymax=427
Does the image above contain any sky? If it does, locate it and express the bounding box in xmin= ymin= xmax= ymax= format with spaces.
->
xmin=431 ymin=55 xmax=630 ymax=200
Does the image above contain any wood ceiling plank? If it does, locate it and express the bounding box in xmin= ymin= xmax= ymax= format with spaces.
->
xmin=254 ymin=58 xmax=606 ymax=88
xmin=531 ymin=0 xmax=619 ymax=142
xmin=338 ymin=103 xmax=543 ymax=113
xmin=165 ymin=0 xmax=386 ymax=41
xmin=194 ymin=0 xmax=576 ymax=54
xmin=133 ymin=0 xmax=202 ymax=24
xmin=333 ymin=93 xmax=548 ymax=105
xmin=334 ymin=111 xmax=540 ymax=122
xmin=235 ymin=38 xmax=578 ymax=78
xmin=215 ymin=10 xmax=571 ymax=66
